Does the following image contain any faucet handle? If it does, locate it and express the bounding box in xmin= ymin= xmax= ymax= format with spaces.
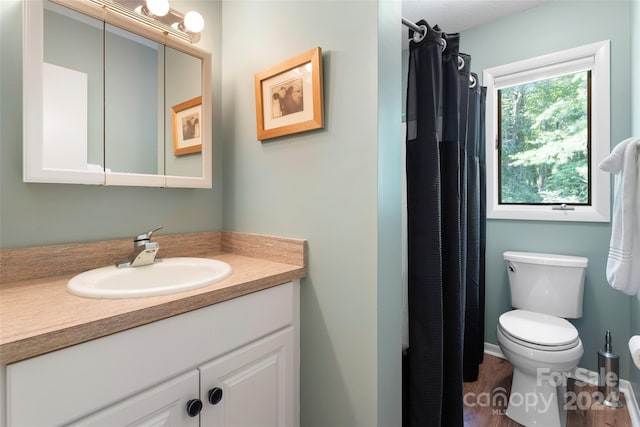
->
xmin=134 ymin=226 xmax=163 ymax=244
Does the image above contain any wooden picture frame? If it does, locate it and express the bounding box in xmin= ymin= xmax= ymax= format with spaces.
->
xmin=172 ymin=96 xmax=202 ymax=156
xmin=254 ymin=47 xmax=324 ymax=141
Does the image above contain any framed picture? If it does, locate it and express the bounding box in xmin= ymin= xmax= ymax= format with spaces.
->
xmin=172 ymin=96 xmax=202 ymax=156
xmin=254 ymin=47 xmax=324 ymax=140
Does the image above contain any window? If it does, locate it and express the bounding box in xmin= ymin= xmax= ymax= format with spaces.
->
xmin=484 ymin=41 xmax=610 ymax=222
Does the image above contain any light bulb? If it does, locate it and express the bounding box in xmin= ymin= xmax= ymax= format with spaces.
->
xmin=183 ymin=11 xmax=204 ymax=33
xmin=145 ymin=0 xmax=169 ymax=17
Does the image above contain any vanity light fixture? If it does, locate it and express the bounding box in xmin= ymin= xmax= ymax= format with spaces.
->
xmin=87 ymin=0 xmax=204 ymax=43
xmin=181 ymin=10 xmax=205 ymax=33
xmin=139 ymin=0 xmax=170 ymax=17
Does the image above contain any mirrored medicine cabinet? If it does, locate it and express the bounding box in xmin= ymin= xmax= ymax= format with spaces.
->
xmin=23 ymin=0 xmax=212 ymax=188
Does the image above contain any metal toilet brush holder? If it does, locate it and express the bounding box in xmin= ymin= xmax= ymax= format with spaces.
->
xmin=597 ymin=330 xmax=624 ymax=408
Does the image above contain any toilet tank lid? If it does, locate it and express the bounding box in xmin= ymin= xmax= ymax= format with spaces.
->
xmin=503 ymin=251 xmax=588 ymax=267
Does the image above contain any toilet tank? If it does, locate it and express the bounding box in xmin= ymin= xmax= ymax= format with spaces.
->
xmin=503 ymin=251 xmax=588 ymax=318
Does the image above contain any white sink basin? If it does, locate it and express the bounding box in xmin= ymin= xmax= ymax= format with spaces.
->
xmin=68 ymin=257 xmax=232 ymax=299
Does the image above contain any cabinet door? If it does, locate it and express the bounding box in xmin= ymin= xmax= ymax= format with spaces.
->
xmin=200 ymin=327 xmax=294 ymax=427
xmin=69 ymin=370 xmax=201 ymax=427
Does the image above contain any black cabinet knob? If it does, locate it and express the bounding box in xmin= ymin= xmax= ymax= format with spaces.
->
xmin=208 ymin=387 xmax=223 ymax=405
xmin=186 ymin=399 xmax=203 ymax=417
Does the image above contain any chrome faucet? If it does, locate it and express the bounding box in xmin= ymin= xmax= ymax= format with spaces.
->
xmin=116 ymin=226 xmax=163 ymax=268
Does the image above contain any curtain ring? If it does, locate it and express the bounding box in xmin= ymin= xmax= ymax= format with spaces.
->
xmin=458 ymin=55 xmax=465 ymax=70
xmin=438 ymin=37 xmax=447 ymax=51
xmin=469 ymin=74 xmax=477 ymax=88
xmin=412 ymin=25 xmax=428 ymax=43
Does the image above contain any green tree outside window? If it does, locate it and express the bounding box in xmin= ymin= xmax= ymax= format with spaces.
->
xmin=498 ymin=71 xmax=590 ymax=205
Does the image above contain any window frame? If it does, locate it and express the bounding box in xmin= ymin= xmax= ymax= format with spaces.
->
xmin=484 ymin=40 xmax=610 ymax=222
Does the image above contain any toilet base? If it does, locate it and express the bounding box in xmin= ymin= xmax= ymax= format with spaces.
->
xmin=506 ymin=368 xmax=567 ymax=427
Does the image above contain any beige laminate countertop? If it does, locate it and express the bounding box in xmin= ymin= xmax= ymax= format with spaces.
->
xmin=0 ymin=232 xmax=306 ymax=365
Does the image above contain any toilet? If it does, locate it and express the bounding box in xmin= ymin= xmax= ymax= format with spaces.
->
xmin=497 ymin=251 xmax=588 ymax=427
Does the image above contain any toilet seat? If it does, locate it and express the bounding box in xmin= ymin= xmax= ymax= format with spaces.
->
xmin=499 ymin=310 xmax=580 ymax=351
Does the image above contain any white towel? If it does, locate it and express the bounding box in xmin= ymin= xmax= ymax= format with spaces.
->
xmin=598 ymin=137 xmax=640 ymax=297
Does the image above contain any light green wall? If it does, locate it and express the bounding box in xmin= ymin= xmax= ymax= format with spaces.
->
xmin=377 ymin=1 xmax=403 ymax=425
xmin=461 ymin=0 xmax=633 ymax=380
xmin=220 ymin=1 xmax=402 ymax=426
xmin=0 ymin=0 xmax=223 ymax=248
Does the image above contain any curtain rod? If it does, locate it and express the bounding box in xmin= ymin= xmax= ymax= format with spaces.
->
xmin=402 ymin=17 xmax=428 ymax=43
xmin=402 ymin=18 xmax=477 ymax=88
xmin=401 ymin=17 xmax=425 ymax=35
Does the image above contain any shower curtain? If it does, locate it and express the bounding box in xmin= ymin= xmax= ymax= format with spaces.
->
xmin=404 ymin=21 xmax=486 ymax=427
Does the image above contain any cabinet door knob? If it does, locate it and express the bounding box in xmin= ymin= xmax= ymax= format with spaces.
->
xmin=186 ymin=398 xmax=203 ymax=417
xmin=208 ymin=387 xmax=223 ymax=405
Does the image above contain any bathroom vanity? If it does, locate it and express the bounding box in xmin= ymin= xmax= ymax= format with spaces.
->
xmin=0 ymin=232 xmax=305 ymax=427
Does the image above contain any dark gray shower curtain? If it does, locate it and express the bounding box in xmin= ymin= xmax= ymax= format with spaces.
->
xmin=404 ymin=21 xmax=486 ymax=427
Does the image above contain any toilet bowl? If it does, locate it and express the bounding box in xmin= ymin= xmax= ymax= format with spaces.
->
xmin=498 ymin=252 xmax=588 ymax=427
xmin=497 ymin=310 xmax=584 ymax=427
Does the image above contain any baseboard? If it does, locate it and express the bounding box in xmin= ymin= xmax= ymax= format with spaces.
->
xmin=483 ymin=342 xmax=504 ymax=359
xmin=483 ymin=342 xmax=640 ymax=427
xmin=624 ymin=381 xmax=640 ymax=427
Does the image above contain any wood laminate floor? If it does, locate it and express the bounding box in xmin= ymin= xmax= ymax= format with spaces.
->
xmin=463 ymin=354 xmax=633 ymax=427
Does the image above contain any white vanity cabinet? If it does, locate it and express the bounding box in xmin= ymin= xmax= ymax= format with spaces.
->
xmin=4 ymin=281 xmax=299 ymax=427
xmin=199 ymin=327 xmax=294 ymax=426
xmin=68 ymin=370 xmax=201 ymax=427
